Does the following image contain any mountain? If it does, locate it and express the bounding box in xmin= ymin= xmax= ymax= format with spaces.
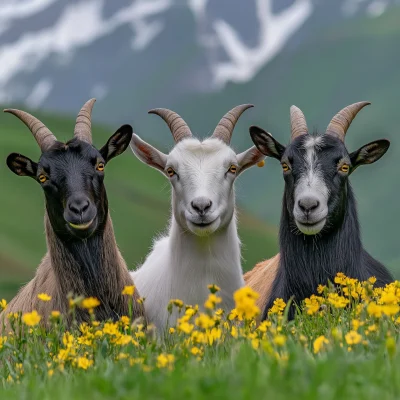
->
xmin=0 ymin=0 xmax=399 ymax=272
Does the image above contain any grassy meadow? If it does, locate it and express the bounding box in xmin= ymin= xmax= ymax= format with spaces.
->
xmin=1 ymin=275 xmax=400 ymax=399
xmin=0 ymin=109 xmax=278 ymax=300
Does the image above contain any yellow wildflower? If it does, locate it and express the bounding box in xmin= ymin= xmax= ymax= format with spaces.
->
xmin=38 ymin=293 xmax=52 ymax=302
xmin=195 ymin=313 xmax=215 ymax=329
xmin=191 ymin=347 xmax=202 ymax=356
xmin=51 ymin=311 xmax=60 ymax=319
xmin=367 ymin=302 xmax=383 ymax=318
xmin=169 ymin=299 xmax=184 ymax=309
xmin=22 ymin=310 xmax=41 ymax=326
xmin=207 ymin=284 xmax=221 ymax=293
xmin=0 ymin=337 xmax=7 ymax=349
xmin=345 ymin=330 xmax=362 ymax=345
xmin=120 ymin=316 xmax=130 ymax=326
xmin=304 ymin=295 xmax=322 ymax=315
xmin=273 ymin=335 xmax=287 ymax=347
xmin=268 ymin=298 xmax=286 ymax=316
xmin=313 ymin=335 xmax=329 ymax=354
xmin=169 ymin=327 xmax=175 ymax=334
xmin=156 ymin=353 xmax=175 ymax=369
xmin=382 ymin=304 xmax=400 ymax=316
xmin=77 ymin=357 xmax=93 ymax=370
xmin=230 ymin=325 xmax=238 ymax=338
xmin=317 ymin=285 xmax=326 ymax=294
xmin=334 ymin=272 xmax=346 ymax=285
xmin=232 ymin=287 xmax=260 ymax=320
xmin=368 ymin=276 xmax=377 ymax=284
xmin=81 ymin=297 xmax=100 ymax=310
xmin=327 ymin=293 xmax=349 ymax=308
xmin=204 ymin=293 xmax=222 ymax=310
xmin=0 ymin=299 xmax=7 ymax=310
xmin=206 ymin=327 xmax=222 ymax=345
xmin=257 ymin=320 xmax=272 ymax=333
xmin=122 ymin=286 xmax=135 ymax=296
xmin=103 ymin=322 xmax=119 ymax=336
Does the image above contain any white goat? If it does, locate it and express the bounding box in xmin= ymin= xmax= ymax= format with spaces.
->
xmin=130 ymin=105 xmax=265 ymax=330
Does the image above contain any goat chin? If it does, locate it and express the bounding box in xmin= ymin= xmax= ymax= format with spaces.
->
xmin=131 ymin=216 xmax=244 ymax=332
xmin=186 ymin=217 xmax=221 ymax=237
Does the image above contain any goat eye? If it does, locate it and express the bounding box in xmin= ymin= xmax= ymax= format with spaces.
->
xmin=339 ymin=164 xmax=350 ymax=173
xmin=96 ymin=162 xmax=105 ymax=172
xmin=38 ymin=174 xmax=47 ymax=183
xmin=228 ymin=165 xmax=237 ymax=174
xmin=166 ymin=167 xmax=175 ymax=177
xmin=281 ymin=162 xmax=290 ymax=172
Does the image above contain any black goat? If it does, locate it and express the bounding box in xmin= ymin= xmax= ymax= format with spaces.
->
xmin=249 ymin=102 xmax=393 ymax=320
xmin=1 ymin=99 xmax=144 ymax=327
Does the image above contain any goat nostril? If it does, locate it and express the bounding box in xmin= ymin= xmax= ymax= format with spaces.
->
xmin=310 ymin=201 xmax=320 ymax=211
xmin=81 ymin=201 xmax=90 ymax=213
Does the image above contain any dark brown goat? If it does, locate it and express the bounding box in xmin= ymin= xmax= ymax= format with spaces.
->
xmin=0 ymin=99 xmax=144 ymax=328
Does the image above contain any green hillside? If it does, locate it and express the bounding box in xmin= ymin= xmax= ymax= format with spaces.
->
xmin=0 ymin=110 xmax=278 ymax=300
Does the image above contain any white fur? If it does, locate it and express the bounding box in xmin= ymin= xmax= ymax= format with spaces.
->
xmin=130 ymin=136 xmax=264 ymax=331
xmin=294 ymin=136 xmax=329 ymax=234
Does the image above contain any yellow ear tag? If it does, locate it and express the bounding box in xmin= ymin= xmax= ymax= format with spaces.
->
xmin=257 ymin=160 xmax=265 ymax=168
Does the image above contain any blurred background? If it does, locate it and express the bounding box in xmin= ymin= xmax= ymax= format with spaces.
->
xmin=0 ymin=0 xmax=399 ymax=299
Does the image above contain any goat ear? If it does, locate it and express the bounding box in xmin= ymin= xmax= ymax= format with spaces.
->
xmin=237 ymin=146 xmax=265 ymax=175
xmin=7 ymin=153 xmax=38 ymax=178
xmin=349 ymin=139 xmax=390 ymax=171
xmin=249 ymin=126 xmax=285 ymax=160
xmin=130 ymin=134 xmax=167 ymax=174
xmin=100 ymin=125 xmax=133 ymax=164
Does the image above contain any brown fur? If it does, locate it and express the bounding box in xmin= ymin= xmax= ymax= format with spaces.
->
xmin=244 ymin=254 xmax=280 ymax=314
xmin=0 ymin=213 xmax=143 ymax=330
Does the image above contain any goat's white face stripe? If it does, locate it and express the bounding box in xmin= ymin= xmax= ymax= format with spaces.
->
xmin=293 ymin=136 xmax=329 ymax=232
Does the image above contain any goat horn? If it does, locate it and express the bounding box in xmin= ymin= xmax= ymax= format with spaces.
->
xmin=3 ymin=108 xmax=57 ymax=152
xmin=326 ymin=101 xmax=371 ymax=142
xmin=148 ymin=108 xmax=192 ymax=143
xmin=290 ymin=105 xmax=308 ymax=142
xmin=74 ymin=98 xmax=96 ymax=144
xmin=212 ymin=104 xmax=254 ymax=144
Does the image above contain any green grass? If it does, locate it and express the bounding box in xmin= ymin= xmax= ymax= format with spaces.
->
xmin=0 ymin=278 xmax=400 ymax=399
xmin=0 ymin=109 xmax=278 ymax=299
xmin=2 ymin=346 xmax=400 ymax=400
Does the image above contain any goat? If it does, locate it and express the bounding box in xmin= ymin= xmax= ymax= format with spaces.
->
xmin=247 ymin=101 xmax=393 ymax=320
xmin=129 ymin=105 xmax=265 ymax=330
xmin=0 ymin=99 xmax=144 ymax=327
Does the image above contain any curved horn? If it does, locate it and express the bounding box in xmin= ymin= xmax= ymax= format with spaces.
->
xmin=3 ymin=109 xmax=57 ymax=152
xmin=326 ymin=101 xmax=371 ymax=142
xmin=290 ymin=105 xmax=308 ymax=142
xmin=148 ymin=108 xmax=192 ymax=143
xmin=212 ymin=104 xmax=254 ymax=144
xmin=74 ymin=98 xmax=96 ymax=144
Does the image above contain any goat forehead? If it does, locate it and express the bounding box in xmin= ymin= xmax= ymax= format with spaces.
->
xmin=169 ymin=138 xmax=236 ymax=168
xmin=39 ymin=148 xmax=99 ymax=174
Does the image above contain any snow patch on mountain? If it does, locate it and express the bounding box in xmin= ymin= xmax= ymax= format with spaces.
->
xmin=0 ymin=0 xmax=172 ymax=101
xmin=210 ymin=0 xmax=313 ymax=88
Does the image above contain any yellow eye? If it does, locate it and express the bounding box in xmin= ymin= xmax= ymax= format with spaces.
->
xmin=39 ymin=174 xmax=47 ymax=183
xmin=282 ymin=162 xmax=290 ymax=172
xmin=167 ymin=167 xmax=175 ymax=177
xmin=340 ymin=164 xmax=350 ymax=173
xmin=96 ymin=162 xmax=105 ymax=172
xmin=229 ymin=165 xmax=237 ymax=174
